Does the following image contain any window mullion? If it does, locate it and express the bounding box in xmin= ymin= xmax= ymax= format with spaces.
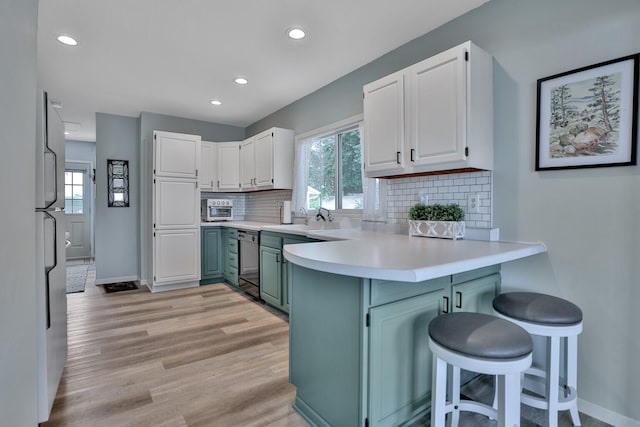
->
xmin=336 ymin=134 xmax=342 ymax=210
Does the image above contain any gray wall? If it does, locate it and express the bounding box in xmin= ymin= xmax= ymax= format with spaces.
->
xmin=95 ymin=113 xmax=140 ymax=282
xmin=139 ymin=112 xmax=245 ymax=284
xmin=65 ymin=139 xmax=96 ymax=164
xmin=0 ymin=0 xmax=39 ymax=424
xmin=248 ymin=0 xmax=640 ymax=423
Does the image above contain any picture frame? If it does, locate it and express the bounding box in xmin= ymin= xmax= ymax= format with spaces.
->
xmin=536 ymin=53 xmax=639 ymax=171
xmin=107 ymin=159 xmax=129 ymax=207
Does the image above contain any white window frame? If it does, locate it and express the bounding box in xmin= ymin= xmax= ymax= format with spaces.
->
xmin=293 ymin=114 xmax=387 ymax=221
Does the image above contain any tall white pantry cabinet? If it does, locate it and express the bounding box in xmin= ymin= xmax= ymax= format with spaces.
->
xmin=151 ymin=131 xmax=201 ymax=292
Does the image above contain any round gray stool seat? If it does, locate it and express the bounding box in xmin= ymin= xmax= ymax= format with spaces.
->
xmin=429 ymin=312 xmax=532 ymax=360
xmin=493 ymin=292 xmax=582 ymax=326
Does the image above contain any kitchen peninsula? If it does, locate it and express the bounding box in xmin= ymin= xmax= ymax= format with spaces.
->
xmin=283 ymin=233 xmax=546 ymax=427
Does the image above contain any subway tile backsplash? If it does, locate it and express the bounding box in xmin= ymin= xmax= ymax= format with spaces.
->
xmin=201 ymin=190 xmax=292 ymax=223
xmin=204 ymin=171 xmax=491 ymax=228
xmin=386 ymin=171 xmax=492 ymax=228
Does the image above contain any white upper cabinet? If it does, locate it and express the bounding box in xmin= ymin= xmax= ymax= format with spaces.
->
xmin=217 ymin=141 xmax=241 ymax=191
xmin=363 ymin=70 xmax=405 ymax=175
xmin=240 ymin=137 xmax=256 ymax=190
xmin=363 ymin=41 xmax=493 ymax=177
xmin=200 ymin=141 xmax=218 ymax=191
xmin=254 ymin=130 xmax=275 ymax=188
xmin=239 ymin=127 xmax=294 ymax=191
xmin=153 ymin=131 xmax=201 ymax=179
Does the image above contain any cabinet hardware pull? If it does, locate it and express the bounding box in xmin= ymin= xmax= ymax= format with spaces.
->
xmin=211 ymin=180 xmax=213 ymax=188
xmin=276 ymin=253 xmax=281 ymax=263
xmin=410 ymin=149 xmax=415 ymax=162
xmin=456 ymin=291 xmax=462 ymax=309
xmin=396 ymin=151 xmax=401 ymax=164
xmin=442 ymin=296 xmax=449 ymax=313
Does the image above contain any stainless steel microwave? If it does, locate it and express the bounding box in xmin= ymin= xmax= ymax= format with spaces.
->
xmin=202 ymin=199 xmax=233 ymax=221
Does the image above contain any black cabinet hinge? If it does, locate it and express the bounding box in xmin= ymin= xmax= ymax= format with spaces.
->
xmin=465 ymin=147 xmax=469 ymax=157
xmin=272 ymin=132 xmax=274 ymax=137
xmin=465 ymin=51 xmax=469 ymax=61
xmin=365 ymin=417 xmax=369 ymax=427
xmin=154 ymin=134 xmax=156 ymax=140
xmin=365 ymin=313 xmax=370 ymax=327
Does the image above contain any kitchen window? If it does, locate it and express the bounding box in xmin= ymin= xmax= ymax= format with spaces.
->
xmin=293 ymin=115 xmax=386 ymax=220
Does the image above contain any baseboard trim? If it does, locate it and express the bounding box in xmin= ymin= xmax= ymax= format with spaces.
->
xmin=579 ymin=398 xmax=640 ymax=427
xmin=95 ymin=275 xmax=139 ymax=285
xmin=149 ymin=280 xmax=199 ymax=293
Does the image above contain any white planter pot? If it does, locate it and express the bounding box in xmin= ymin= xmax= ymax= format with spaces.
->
xmin=408 ymin=220 xmax=465 ymax=240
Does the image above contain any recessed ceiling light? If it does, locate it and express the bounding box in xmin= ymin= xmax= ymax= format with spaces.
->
xmin=210 ymin=100 xmax=222 ymax=106
xmin=64 ymin=131 xmax=70 ymax=135
xmin=287 ymin=27 xmax=306 ymax=40
xmin=234 ymin=77 xmax=248 ymax=85
xmin=57 ymin=35 xmax=78 ymax=46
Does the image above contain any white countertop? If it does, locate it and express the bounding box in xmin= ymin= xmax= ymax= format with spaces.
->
xmin=201 ymin=220 xmax=546 ymax=282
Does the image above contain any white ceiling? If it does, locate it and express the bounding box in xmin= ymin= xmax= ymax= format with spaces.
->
xmin=38 ymin=0 xmax=490 ymax=142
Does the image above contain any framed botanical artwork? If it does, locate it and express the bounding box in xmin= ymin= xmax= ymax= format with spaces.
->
xmin=536 ymin=53 xmax=638 ymax=170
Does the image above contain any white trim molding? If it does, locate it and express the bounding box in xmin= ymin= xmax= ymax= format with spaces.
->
xmin=579 ymin=398 xmax=640 ymax=427
xmin=95 ymin=275 xmax=139 ymax=285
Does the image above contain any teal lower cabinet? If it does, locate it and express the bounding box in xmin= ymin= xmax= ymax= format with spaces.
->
xmin=288 ymin=263 xmax=500 ymax=427
xmin=200 ymin=227 xmax=223 ymax=284
xmin=260 ymin=232 xmax=319 ymax=313
xmin=260 ymin=245 xmax=282 ymax=307
xmin=222 ymin=228 xmax=238 ymax=287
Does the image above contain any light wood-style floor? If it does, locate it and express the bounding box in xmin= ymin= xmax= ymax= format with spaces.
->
xmin=42 ymin=265 xmax=308 ymax=427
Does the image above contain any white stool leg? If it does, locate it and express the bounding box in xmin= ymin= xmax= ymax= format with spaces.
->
xmin=432 ymin=355 xmax=448 ymax=427
xmin=498 ymin=372 xmax=522 ymax=427
xmin=450 ymin=366 xmax=461 ymax=427
xmin=566 ymin=335 xmax=581 ymax=426
xmin=547 ymin=336 xmax=560 ymax=427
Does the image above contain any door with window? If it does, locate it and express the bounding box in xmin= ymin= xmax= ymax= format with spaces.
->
xmin=65 ymin=162 xmax=92 ymax=259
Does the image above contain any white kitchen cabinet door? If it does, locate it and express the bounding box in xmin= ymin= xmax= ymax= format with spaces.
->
xmin=154 ymin=177 xmax=199 ymax=229
xmin=363 ymin=70 xmax=405 ymax=176
xmin=217 ymin=141 xmax=241 ymax=191
xmin=407 ymin=45 xmax=466 ymax=167
xmin=240 ymin=138 xmax=256 ymax=190
xmin=153 ymin=228 xmax=200 ymax=284
xmin=362 ymin=41 xmax=493 ymax=177
xmin=254 ymin=130 xmax=274 ymax=187
xmin=153 ymin=131 xmax=201 ymax=179
xmin=199 ymin=141 xmax=217 ymax=191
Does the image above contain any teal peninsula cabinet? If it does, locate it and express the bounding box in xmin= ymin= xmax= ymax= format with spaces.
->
xmin=260 ymin=231 xmax=319 ymax=313
xmin=284 ymin=235 xmax=545 ymax=427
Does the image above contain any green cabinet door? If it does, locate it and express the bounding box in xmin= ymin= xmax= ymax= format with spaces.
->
xmin=260 ymin=246 xmax=282 ymax=307
xmin=368 ymin=287 xmax=447 ymax=427
xmin=451 ymin=273 xmax=500 ymax=314
xmin=223 ymin=228 xmax=239 ymax=286
xmin=201 ymin=227 xmax=222 ymax=282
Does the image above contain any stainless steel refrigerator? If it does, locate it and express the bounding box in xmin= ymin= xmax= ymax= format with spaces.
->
xmin=35 ymin=90 xmax=67 ymax=422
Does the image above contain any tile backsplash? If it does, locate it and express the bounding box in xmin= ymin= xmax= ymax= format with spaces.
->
xmin=201 ymin=190 xmax=292 ymax=223
xmin=386 ymin=171 xmax=492 ymax=228
xmin=203 ymin=171 xmax=492 ymax=228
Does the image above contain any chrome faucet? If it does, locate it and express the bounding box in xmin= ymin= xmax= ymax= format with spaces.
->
xmin=315 ymin=207 xmax=334 ymax=222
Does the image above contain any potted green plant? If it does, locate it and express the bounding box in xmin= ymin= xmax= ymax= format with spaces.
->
xmin=408 ymin=203 xmax=465 ymax=240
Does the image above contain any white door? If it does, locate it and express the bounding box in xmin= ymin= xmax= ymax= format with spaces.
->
xmin=154 ymin=177 xmax=199 ymax=229
xmin=64 ymin=163 xmax=92 ymax=259
xmin=153 ymin=229 xmax=200 ymax=284
xmin=407 ymin=45 xmax=467 ymax=167
xmin=240 ymin=138 xmax=255 ymax=190
xmin=254 ymin=130 xmax=274 ymax=188
xmin=363 ymin=70 xmax=406 ymax=175
xmin=217 ymin=142 xmax=240 ymax=191
xmin=153 ymin=131 xmax=201 ymax=178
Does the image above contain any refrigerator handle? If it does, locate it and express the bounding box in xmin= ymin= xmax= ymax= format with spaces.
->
xmin=43 ymin=211 xmax=57 ymax=329
xmin=43 ymin=91 xmax=59 ymax=209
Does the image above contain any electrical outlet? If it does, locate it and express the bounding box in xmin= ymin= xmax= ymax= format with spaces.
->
xmin=467 ymin=193 xmax=480 ymax=214
xmin=419 ymin=190 xmax=429 ymax=204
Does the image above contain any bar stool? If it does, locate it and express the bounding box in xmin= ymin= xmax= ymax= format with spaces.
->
xmin=428 ymin=312 xmax=533 ymax=427
xmin=493 ymin=292 xmax=583 ymax=427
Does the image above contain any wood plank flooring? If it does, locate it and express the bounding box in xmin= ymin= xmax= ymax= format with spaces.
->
xmin=42 ymin=269 xmax=308 ymax=427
